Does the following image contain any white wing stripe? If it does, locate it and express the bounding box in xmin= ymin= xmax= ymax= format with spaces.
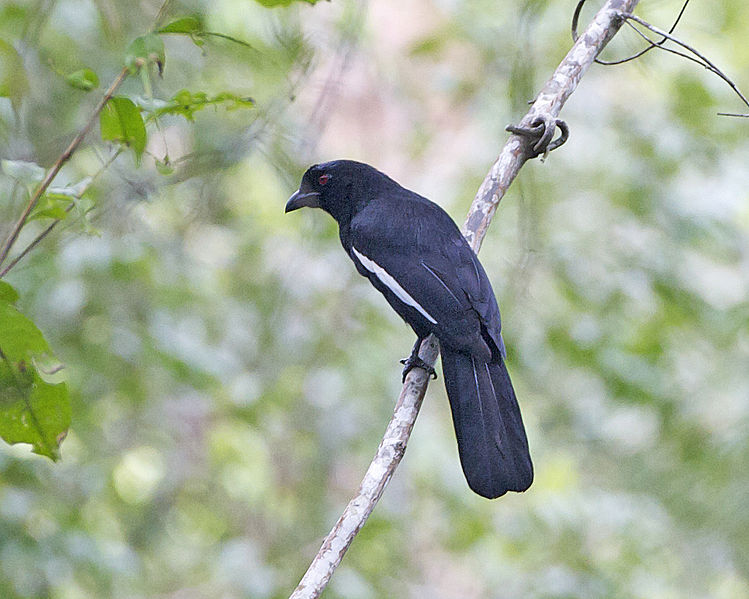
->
xmin=352 ymin=247 xmax=438 ymax=324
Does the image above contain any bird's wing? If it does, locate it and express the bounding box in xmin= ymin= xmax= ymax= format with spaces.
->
xmin=348 ymin=195 xmax=504 ymax=357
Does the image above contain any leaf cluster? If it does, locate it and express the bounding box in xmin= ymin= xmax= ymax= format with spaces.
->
xmin=0 ymin=2 xmax=308 ymax=458
xmin=0 ymin=281 xmax=69 ymax=460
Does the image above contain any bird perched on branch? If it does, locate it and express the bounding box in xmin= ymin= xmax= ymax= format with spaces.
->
xmin=286 ymin=160 xmax=532 ymax=499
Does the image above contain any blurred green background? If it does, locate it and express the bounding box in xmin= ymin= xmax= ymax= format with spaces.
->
xmin=2 ymin=0 xmax=749 ymax=597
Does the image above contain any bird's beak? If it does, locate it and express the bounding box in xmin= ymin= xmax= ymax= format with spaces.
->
xmin=285 ymin=190 xmax=321 ymax=213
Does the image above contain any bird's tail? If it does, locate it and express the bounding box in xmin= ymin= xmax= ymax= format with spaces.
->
xmin=440 ymin=346 xmax=533 ymax=499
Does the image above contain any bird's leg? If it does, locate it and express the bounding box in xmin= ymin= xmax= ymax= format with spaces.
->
xmin=400 ymin=337 xmax=437 ymax=383
xmin=506 ymin=116 xmax=568 ymax=159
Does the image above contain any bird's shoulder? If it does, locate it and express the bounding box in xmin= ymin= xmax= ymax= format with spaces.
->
xmin=348 ymin=186 xmax=505 ymax=355
xmin=350 ymin=189 xmax=463 ymax=251
xmin=348 ymin=188 xmax=493 ymax=307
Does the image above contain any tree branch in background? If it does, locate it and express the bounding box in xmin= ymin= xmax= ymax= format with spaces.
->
xmin=572 ymin=0 xmax=691 ymax=65
xmin=288 ymin=1 xmax=641 ymax=598
xmin=573 ymin=0 xmax=749 ymax=116
xmin=0 ymin=67 xmax=129 ymax=272
xmin=0 ymin=148 xmax=122 ymax=278
xmin=622 ymin=15 xmax=749 ymax=113
xmin=0 ymin=0 xmax=180 ymax=275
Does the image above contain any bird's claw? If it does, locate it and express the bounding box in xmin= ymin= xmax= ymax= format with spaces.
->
xmin=400 ymin=355 xmax=437 ymax=383
xmin=506 ymin=116 xmax=569 ymax=159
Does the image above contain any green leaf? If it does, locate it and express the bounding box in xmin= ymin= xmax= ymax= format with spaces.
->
xmin=100 ymin=96 xmax=147 ymax=163
xmin=0 ymin=290 xmax=70 ymax=461
xmin=30 ymin=178 xmax=92 ymax=220
xmin=155 ymin=156 xmax=174 ymax=175
xmin=66 ymin=68 xmax=99 ymax=91
xmin=158 ymin=17 xmax=202 ymax=34
xmin=48 ymin=176 xmax=92 ymax=198
xmin=69 ymin=195 xmax=99 ymax=236
xmin=28 ymin=193 xmax=71 ymax=221
xmin=0 ymin=38 xmax=29 ymax=107
xmin=150 ymin=89 xmax=254 ymax=121
xmin=0 ymin=281 xmax=19 ymax=303
xmin=157 ymin=18 xmax=257 ymax=51
xmin=158 ymin=16 xmax=205 ymax=48
xmin=188 ymin=35 xmax=205 ymax=48
xmin=1 ymin=158 xmax=45 ymax=185
xmin=125 ymin=33 xmax=165 ymax=76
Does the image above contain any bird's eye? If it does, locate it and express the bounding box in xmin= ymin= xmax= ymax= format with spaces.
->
xmin=318 ymin=174 xmax=330 ymax=186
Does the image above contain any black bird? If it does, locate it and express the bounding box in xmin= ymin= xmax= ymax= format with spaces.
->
xmin=286 ymin=160 xmax=532 ymax=499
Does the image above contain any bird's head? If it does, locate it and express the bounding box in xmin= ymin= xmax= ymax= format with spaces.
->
xmin=285 ymin=160 xmax=393 ymax=223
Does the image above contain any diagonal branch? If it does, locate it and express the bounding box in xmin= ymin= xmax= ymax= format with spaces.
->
xmin=289 ymin=1 xmax=640 ymax=598
xmin=0 ymin=67 xmax=129 ymax=271
xmin=0 ymin=148 xmax=122 ymax=278
xmin=572 ymin=0 xmax=692 ymax=66
xmin=0 ymin=0 xmax=175 ymax=274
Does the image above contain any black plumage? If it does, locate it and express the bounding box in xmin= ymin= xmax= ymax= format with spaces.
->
xmin=285 ymin=160 xmax=532 ymax=499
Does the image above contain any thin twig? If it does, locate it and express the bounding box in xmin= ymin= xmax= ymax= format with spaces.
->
xmin=0 ymin=148 xmax=122 ymax=278
xmin=0 ymin=0 xmax=175 ymax=273
xmin=288 ymin=1 xmax=641 ymax=598
xmin=153 ymin=0 xmax=174 ymax=30
xmin=624 ymin=14 xmax=749 ymax=111
xmin=0 ymin=67 xmax=129 ymax=272
xmin=572 ymin=0 xmax=691 ymax=65
xmin=0 ymin=213 xmax=69 ymax=279
xmin=572 ymin=0 xmax=749 ymax=115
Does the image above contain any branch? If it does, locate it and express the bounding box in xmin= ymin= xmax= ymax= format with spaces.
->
xmin=289 ymin=336 xmax=439 ymax=599
xmin=573 ymin=0 xmax=748 ymax=115
xmin=0 ymin=148 xmax=122 ymax=278
xmin=0 ymin=0 xmax=182 ymax=273
xmin=572 ymin=0 xmax=691 ymax=66
xmin=0 ymin=67 xmax=129 ymax=271
xmin=622 ymin=15 xmax=749 ymax=112
xmin=289 ymin=1 xmax=640 ymax=597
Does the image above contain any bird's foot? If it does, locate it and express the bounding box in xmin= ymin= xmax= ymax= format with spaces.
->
xmin=400 ymin=355 xmax=437 ymax=383
xmin=506 ymin=116 xmax=568 ymax=159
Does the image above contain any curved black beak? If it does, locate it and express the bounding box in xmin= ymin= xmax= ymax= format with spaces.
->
xmin=285 ymin=190 xmax=321 ymax=213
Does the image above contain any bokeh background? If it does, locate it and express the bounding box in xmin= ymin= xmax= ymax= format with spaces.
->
xmin=2 ymin=0 xmax=749 ymax=597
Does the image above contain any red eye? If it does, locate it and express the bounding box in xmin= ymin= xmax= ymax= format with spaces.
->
xmin=318 ymin=174 xmax=330 ymax=186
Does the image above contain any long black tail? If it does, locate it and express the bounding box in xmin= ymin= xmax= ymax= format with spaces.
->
xmin=440 ymin=346 xmax=533 ymax=499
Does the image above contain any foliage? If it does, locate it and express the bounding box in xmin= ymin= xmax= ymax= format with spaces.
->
xmin=1 ymin=1 xmax=748 ymax=598
xmin=0 ymin=0 xmax=264 ymax=449
xmin=150 ymin=90 xmax=256 ymax=121
xmin=100 ymin=97 xmax=147 ymax=163
xmin=0 ymin=38 xmax=28 ymax=109
xmin=65 ymin=68 xmax=99 ymax=92
xmin=0 ymin=281 xmax=69 ymax=460
xmin=125 ymin=34 xmax=166 ymax=76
